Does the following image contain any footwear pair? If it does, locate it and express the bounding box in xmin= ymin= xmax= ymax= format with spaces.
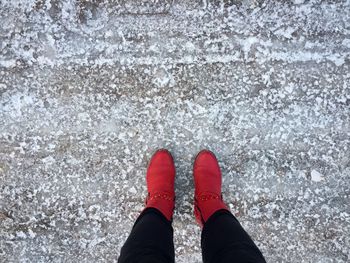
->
xmin=144 ymin=149 xmax=229 ymax=227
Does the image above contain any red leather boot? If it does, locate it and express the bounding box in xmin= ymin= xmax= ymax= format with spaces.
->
xmin=193 ymin=150 xmax=229 ymax=227
xmin=144 ymin=149 xmax=175 ymax=221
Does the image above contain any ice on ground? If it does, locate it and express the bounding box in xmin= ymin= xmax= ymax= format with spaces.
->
xmin=1 ymin=0 xmax=350 ymax=262
xmin=310 ymin=170 xmax=324 ymax=183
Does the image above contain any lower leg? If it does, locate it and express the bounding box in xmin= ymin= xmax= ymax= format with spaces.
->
xmin=119 ymin=150 xmax=176 ymax=263
xmin=193 ymin=150 xmax=265 ymax=263
xmin=118 ymin=208 xmax=175 ymax=263
xmin=201 ymin=210 xmax=265 ymax=263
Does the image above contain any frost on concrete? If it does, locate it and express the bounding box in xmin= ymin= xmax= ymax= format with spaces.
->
xmin=0 ymin=0 xmax=350 ymax=262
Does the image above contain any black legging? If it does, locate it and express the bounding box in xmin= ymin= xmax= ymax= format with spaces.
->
xmin=118 ymin=208 xmax=266 ymax=263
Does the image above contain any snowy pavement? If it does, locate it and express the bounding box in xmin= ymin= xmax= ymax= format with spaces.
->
xmin=1 ymin=0 xmax=350 ymax=262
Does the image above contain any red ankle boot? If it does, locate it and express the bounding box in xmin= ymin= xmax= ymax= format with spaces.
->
xmin=144 ymin=149 xmax=175 ymax=221
xmin=193 ymin=150 xmax=229 ymax=227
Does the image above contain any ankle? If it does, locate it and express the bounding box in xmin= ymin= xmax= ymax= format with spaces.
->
xmin=145 ymin=192 xmax=175 ymax=221
xmin=195 ymin=193 xmax=229 ymax=226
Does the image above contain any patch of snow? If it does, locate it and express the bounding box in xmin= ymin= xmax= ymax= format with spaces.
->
xmin=311 ymin=170 xmax=325 ymax=182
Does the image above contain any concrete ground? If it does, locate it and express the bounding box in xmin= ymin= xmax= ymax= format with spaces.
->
xmin=0 ymin=0 xmax=349 ymax=262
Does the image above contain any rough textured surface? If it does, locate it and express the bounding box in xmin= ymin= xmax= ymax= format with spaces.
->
xmin=1 ymin=0 xmax=350 ymax=262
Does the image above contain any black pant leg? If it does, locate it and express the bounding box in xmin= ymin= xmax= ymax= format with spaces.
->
xmin=118 ymin=208 xmax=175 ymax=263
xmin=201 ymin=209 xmax=266 ymax=263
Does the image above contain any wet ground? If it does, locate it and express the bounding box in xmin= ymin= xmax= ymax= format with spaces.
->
xmin=1 ymin=0 xmax=350 ymax=262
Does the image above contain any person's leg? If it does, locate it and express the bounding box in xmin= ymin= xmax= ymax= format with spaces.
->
xmin=201 ymin=209 xmax=265 ymax=263
xmin=118 ymin=208 xmax=175 ymax=263
xmin=118 ymin=149 xmax=176 ymax=263
xmin=193 ymin=150 xmax=266 ymax=263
